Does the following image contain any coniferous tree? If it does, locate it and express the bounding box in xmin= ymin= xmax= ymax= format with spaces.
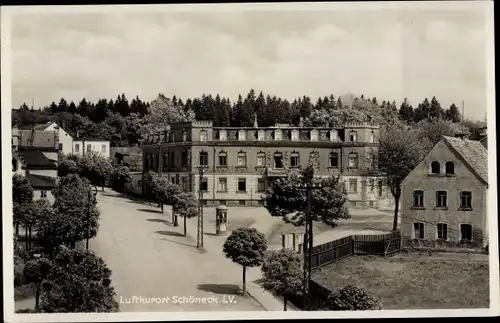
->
xmin=68 ymin=101 xmax=77 ymax=114
xmin=77 ymin=99 xmax=89 ymax=118
xmin=429 ymin=96 xmax=444 ymax=119
xmin=398 ymin=98 xmax=414 ymax=123
xmin=58 ymin=99 xmax=68 ymax=113
xmin=413 ymin=98 xmax=431 ymax=122
xmin=445 ymin=103 xmax=461 ymax=123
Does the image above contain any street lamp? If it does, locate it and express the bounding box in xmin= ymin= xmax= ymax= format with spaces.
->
xmin=87 ymin=185 xmax=98 ymax=250
xmin=297 ymin=181 xmax=323 ymax=311
xmin=196 ymin=165 xmax=208 ymax=248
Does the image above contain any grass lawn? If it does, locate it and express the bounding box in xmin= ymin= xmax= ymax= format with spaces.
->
xmin=312 ymin=253 xmax=490 ymax=309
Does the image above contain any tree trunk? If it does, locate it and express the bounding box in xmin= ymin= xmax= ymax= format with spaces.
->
xmin=242 ymin=265 xmax=247 ymax=296
xmin=173 ymin=214 xmax=178 ymax=227
xmin=35 ymin=281 xmax=41 ymax=311
xmin=284 ymin=296 xmax=287 ymax=311
xmin=392 ymin=194 xmax=400 ymax=231
xmin=183 ymin=215 xmax=187 ymax=236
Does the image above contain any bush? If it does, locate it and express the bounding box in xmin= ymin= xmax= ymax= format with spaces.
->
xmin=324 ymin=285 xmax=382 ymax=311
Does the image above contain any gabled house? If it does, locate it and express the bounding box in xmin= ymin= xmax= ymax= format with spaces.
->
xmin=19 ymin=122 xmax=74 ymax=155
xmin=401 ymin=135 xmax=488 ymax=248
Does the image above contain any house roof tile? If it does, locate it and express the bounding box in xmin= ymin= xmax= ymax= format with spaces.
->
xmin=442 ymin=136 xmax=488 ymax=184
xmin=18 ymin=150 xmax=57 ymax=169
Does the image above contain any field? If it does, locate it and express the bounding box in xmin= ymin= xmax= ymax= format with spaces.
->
xmin=312 ymin=253 xmax=490 ymax=309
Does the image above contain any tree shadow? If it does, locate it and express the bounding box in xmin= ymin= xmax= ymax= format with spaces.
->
xmin=137 ymin=208 xmax=163 ymax=214
xmin=155 ymin=230 xmax=184 ymax=237
xmin=197 ymin=284 xmax=242 ymax=295
xmin=158 ymin=238 xmax=196 ymax=249
xmin=146 ymin=218 xmax=172 ymax=225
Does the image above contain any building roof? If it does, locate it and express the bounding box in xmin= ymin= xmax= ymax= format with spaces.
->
xmin=27 ymin=174 xmax=56 ymax=189
xmin=18 ymin=150 xmax=57 ymax=169
xmin=442 ymin=136 xmax=488 ymax=185
xmin=73 ymin=138 xmax=109 ymax=142
xmin=17 ymin=122 xmax=54 ymax=131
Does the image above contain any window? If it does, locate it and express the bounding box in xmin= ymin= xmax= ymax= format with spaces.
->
xmin=436 ymin=191 xmax=447 ymax=208
xmin=329 ymin=152 xmax=339 ymax=167
xmin=310 ymin=130 xmax=319 ymax=141
xmin=218 ymin=178 xmax=227 ymax=192
xmin=369 ymin=179 xmax=375 ymax=192
xmin=290 ymin=153 xmax=300 ymax=167
xmin=200 ymin=130 xmax=208 ymax=142
xmin=175 ymin=174 xmax=180 ymax=185
xmin=182 ymin=177 xmax=189 ymax=191
xmin=239 ymin=200 xmax=246 ymax=206
xmin=377 ymin=180 xmax=383 ymax=197
xmin=413 ymin=190 xmax=424 ymax=207
xmin=238 ymin=130 xmax=246 ymax=141
xmin=218 ymin=152 xmax=227 ymax=166
xmin=181 ymin=151 xmax=188 ymax=166
xmin=291 ymin=130 xmax=299 ymax=141
xmin=199 ymin=151 xmax=208 ymax=166
xmin=414 ymin=223 xmax=424 ymax=239
xmin=258 ymin=130 xmax=265 ymax=141
xmin=256 ymin=153 xmax=266 ymax=167
xmin=41 ymin=190 xmax=47 ymax=198
xmin=182 ymin=131 xmax=187 ymax=142
xmin=219 ymin=200 xmax=227 ymax=206
xmin=257 ymin=178 xmax=266 ymax=192
xmin=59 ymin=143 xmax=63 ymax=151
xmin=437 ymin=223 xmax=448 ymax=240
xmin=460 ymin=224 xmax=472 ymax=242
xmin=350 ymin=131 xmax=357 ymax=142
xmin=349 ymin=179 xmax=358 ymax=193
xmin=237 ymin=178 xmax=246 ymax=192
xmin=274 ymin=130 xmax=282 ymax=141
xmin=101 ymin=144 xmax=106 ymax=153
xmin=75 ymin=144 xmax=80 ymax=153
xmin=369 ymin=131 xmax=374 ymax=143
xmin=87 ymin=144 xmax=92 ymax=152
xmin=200 ymin=177 xmax=208 ymax=192
xmin=460 ymin=191 xmax=472 ymax=209
xmin=237 ymin=152 xmax=247 ymax=166
xmin=274 ymin=153 xmax=283 ymax=168
xmin=445 ymin=161 xmax=455 ymax=175
xmin=219 ymin=130 xmax=227 ymax=141
xmin=348 ymin=153 xmax=358 ymax=168
xmin=330 ymin=130 xmax=338 ymax=141
xmin=431 ymin=161 xmax=440 ymax=174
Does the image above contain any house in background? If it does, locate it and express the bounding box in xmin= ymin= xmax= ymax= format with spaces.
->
xmin=401 ymin=135 xmax=488 ymax=248
xmin=18 ymin=121 xmax=74 ymax=155
xmin=73 ymin=139 xmax=111 ymax=159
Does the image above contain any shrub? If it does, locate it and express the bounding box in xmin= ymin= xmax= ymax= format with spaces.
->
xmin=324 ymin=285 xmax=382 ymax=311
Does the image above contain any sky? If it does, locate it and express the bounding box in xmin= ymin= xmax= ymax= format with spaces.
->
xmin=8 ymin=4 xmax=492 ymax=120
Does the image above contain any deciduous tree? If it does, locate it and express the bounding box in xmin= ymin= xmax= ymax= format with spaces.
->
xmin=12 ymin=174 xmax=34 ymax=236
xmin=222 ymin=228 xmax=267 ymax=295
xmin=112 ymin=165 xmax=133 ymax=193
xmin=23 ymin=257 xmax=53 ymax=311
xmin=172 ymin=192 xmax=197 ymax=234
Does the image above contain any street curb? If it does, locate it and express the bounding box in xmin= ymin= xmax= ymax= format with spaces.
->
xmin=245 ymin=283 xmax=271 ymax=311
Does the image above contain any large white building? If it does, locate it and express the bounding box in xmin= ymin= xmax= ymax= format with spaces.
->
xmin=73 ymin=139 xmax=111 ymax=159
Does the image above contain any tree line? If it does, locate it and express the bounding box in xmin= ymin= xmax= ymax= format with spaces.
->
xmin=12 ymin=90 xmax=481 ymax=147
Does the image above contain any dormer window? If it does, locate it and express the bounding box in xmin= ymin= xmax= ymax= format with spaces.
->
xmin=291 ymin=130 xmax=299 ymax=141
xmin=258 ymin=130 xmax=265 ymax=141
xmin=238 ymin=130 xmax=246 ymax=141
xmin=330 ymin=130 xmax=338 ymax=142
xmin=200 ymin=130 xmax=208 ymax=142
xmin=219 ymin=130 xmax=227 ymax=141
xmin=310 ymin=130 xmax=319 ymax=141
xmin=350 ymin=131 xmax=358 ymax=142
xmin=274 ymin=130 xmax=282 ymax=141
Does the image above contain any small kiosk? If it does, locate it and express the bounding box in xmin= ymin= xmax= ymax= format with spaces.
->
xmin=215 ymin=205 xmax=228 ymax=235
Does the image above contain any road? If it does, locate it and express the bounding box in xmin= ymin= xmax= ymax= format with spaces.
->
xmin=91 ymin=191 xmax=264 ymax=312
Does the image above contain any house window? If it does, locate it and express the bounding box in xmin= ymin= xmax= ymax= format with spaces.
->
xmin=41 ymin=190 xmax=47 ymax=198
xmin=460 ymin=191 xmax=472 ymax=209
xmin=258 ymin=130 xmax=265 ymax=141
xmin=436 ymin=191 xmax=447 ymax=208
xmin=218 ymin=152 xmax=227 ymax=166
xmin=310 ymin=130 xmax=319 ymax=141
xmin=218 ymin=178 xmax=227 ymax=192
xmin=348 ymin=153 xmax=358 ymax=168
xmin=200 ymin=130 xmax=208 ymax=142
xmin=181 ymin=151 xmax=188 ymax=166
xmin=59 ymin=143 xmax=63 ymax=151
xmin=274 ymin=153 xmax=283 ymax=168
xmin=181 ymin=131 xmax=186 ymax=142
xmin=237 ymin=152 xmax=247 ymax=166
xmin=182 ymin=177 xmax=189 ymax=191
xmin=237 ymin=178 xmax=246 ymax=192
xmin=348 ymin=179 xmax=358 ymax=193
xmin=369 ymin=131 xmax=375 ymax=143
xmin=219 ymin=130 xmax=227 ymax=141
xmin=239 ymin=200 xmax=246 ymax=206
xmin=377 ymin=180 xmax=383 ymax=197
xmin=274 ymin=130 xmax=282 ymax=141
xmin=200 ymin=177 xmax=208 ymax=192
xmin=431 ymin=161 xmax=440 ymax=174
xmin=87 ymin=144 xmax=92 ymax=152
xmin=413 ymin=190 xmax=424 ymax=207
xmin=414 ymin=222 xmax=424 ymax=239
xmin=329 ymin=152 xmax=339 ymax=167
xmin=460 ymin=224 xmax=473 ymax=242
xmin=257 ymin=178 xmax=266 ymax=192
xmin=238 ymin=130 xmax=246 ymax=141
xmin=445 ymin=161 xmax=455 ymax=175
xmin=330 ymin=130 xmax=338 ymax=141
xmin=290 ymin=153 xmax=300 ymax=167
xmin=350 ymin=131 xmax=358 ymax=142
xmin=437 ymin=223 xmax=448 ymax=240
xmin=101 ymin=144 xmax=106 ymax=153
xmin=199 ymin=151 xmax=208 ymax=166
xmin=291 ymin=130 xmax=299 ymax=141
xmin=75 ymin=144 xmax=80 ymax=153
xmin=256 ymin=153 xmax=266 ymax=167
xmin=219 ymin=200 xmax=227 ymax=206
xmin=369 ymin=179 xmax=375 ymax=192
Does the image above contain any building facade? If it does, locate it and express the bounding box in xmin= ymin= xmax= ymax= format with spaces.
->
xmin=401 ymin=136 xmax=488 ymax=247
xmin=139 ymin=120 xmax=393 ymax=208
xmin=73 ymin=139 xmax=111 ymax=159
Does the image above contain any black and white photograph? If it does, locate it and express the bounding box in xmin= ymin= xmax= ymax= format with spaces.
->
xmin=1 ymin=2 xmax=498 ymax=321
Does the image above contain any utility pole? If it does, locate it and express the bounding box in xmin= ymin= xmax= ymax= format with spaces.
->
xmin=197 ymin=166 xmax=207 ymax=248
